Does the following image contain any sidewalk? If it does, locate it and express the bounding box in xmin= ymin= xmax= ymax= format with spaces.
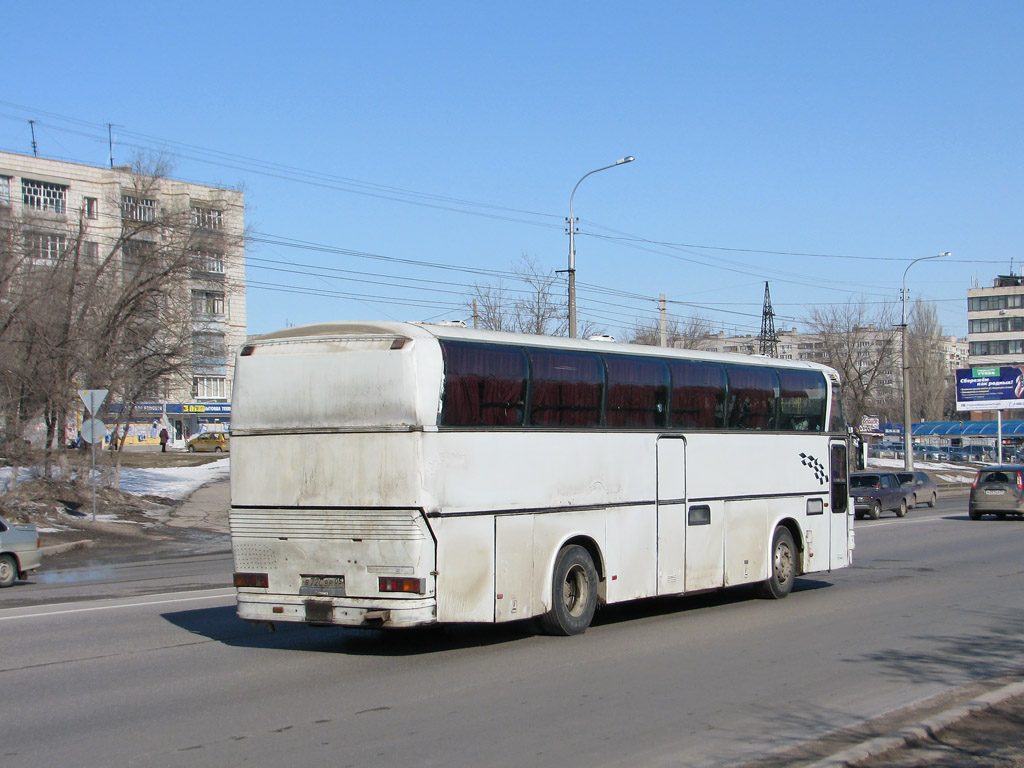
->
xmin=809 ymin=677 xmax=1024 ymax=767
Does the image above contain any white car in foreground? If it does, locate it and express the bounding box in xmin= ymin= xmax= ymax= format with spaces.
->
xmin=0 ymin=515 xmax=42 ymax=586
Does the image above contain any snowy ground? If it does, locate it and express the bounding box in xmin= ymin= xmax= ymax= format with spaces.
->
xmin=0 ymin=457 xmax=230 ymax=500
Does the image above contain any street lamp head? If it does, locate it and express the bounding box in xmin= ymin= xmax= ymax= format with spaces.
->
xmin=939 ymin=251 xmax=951 ymax=257
xmin=616 ymin=156 xmax=635 ymax=165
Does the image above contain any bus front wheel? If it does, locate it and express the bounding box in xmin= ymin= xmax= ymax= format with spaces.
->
xmin=757 ymin=526 xmax=796 ymax=600
xmin=541 ymin=544 xmax=598 ymax=636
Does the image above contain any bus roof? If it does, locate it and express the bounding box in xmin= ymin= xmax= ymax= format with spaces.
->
xmin=250 ymin=320 xmax=840 ymax=378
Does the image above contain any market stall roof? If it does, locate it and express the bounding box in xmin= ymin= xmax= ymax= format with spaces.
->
xmin=911 ymin=420 xmax=1024 ymax=436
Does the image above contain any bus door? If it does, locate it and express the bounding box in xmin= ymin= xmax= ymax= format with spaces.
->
xmin=829 ymin=440 xmax=852 ymax=569
xmin=656 ymin=436 xmax=686 ymax=595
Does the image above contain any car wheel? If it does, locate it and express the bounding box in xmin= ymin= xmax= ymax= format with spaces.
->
xmin=927 ymin=492 xmax=937 ymax=508
xmin=215 ymin=447 xmax=223 ymax=453
xmin=969 ymin=507 xmax=982 ymax=520
xmin=540 ymin=544 xmax=599 ymax=636
xmin=187 ymin=445 xmax=195 ymax=453
xmin=757 ymin=526 xmax=796 ymax=599
xmin=869 ymin=501 xmax=881 ymax=520
xmin=895 ymin=499 xmax=907 ymax=518
xmin=0 ymin=554 xmax=17 ymax=588
xmin=910 ymin=493 xmax=917 ymax=509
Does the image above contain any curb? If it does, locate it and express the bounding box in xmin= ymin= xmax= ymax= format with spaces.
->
xmin=806 ymin=680 xmax=1024 ymax=768
xmin=40 ymin=539 xmax=94 ymax=556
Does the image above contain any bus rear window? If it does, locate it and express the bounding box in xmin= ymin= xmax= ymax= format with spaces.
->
xmin=440 ymin=342 xmax=528 ymax=426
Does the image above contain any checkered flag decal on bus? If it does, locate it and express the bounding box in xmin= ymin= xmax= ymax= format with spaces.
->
xmin=800 ymin=453 xmax=827 ymax=485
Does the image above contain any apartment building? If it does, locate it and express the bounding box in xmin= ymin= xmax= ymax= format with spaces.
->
xmin=0 ymin=150 xmax=245 ymax=440
xmin=967 ymin=274 xmax=1024 ymax=419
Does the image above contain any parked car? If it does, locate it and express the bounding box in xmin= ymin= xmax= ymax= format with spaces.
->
xmin=0 ymin=515 xmax=43 ymax=587
xmin=968 ymin=465 xmax=1024 ymax=520
xmin=895 ymin=470 xmax=938 ymax=508
xmin=851 ymin=472 xmax=912 ymax=519
xmin=186 ymin=432 xmax=230 ymax=453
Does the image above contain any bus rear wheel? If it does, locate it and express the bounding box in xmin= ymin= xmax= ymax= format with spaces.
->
xmin=757 ymin=526 xmax=796 ymax=599
xmin=541 ymin=544 xmax=598 ymax=636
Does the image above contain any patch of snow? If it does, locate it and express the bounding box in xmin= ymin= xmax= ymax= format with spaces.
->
xmin=0 ymin=457 xmax=229 ymax=501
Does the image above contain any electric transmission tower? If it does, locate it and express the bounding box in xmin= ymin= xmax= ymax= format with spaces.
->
xmin=758 ymin=281 xmax=779 ymax=357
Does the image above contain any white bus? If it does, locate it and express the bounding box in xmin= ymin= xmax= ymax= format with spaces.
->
xmin=230 ymin=321 xmax=853 ymax=635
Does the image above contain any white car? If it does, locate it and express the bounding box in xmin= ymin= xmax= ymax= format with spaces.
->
xmin=0 ymin=515 xmax=43 ymax=586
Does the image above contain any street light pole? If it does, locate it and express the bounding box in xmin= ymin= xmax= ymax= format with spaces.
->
xmin=902 ymin=251 xmax=950 ymax=471
xmin=567 ymin=156 xmax=634 ymax=338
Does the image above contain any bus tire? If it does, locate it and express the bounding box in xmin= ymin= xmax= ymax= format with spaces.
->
xmin=541 ymin=544 xmax=598 ymax=636
xmin=757 ymin=526 xmax=795 ymax=600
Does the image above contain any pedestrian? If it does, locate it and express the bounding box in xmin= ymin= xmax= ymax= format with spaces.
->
xmin=159 ymin=427 xmax=169 ymax=453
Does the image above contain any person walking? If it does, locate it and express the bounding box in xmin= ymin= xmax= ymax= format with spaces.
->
xmin=159 ymin=427 xmax=169 ymax=453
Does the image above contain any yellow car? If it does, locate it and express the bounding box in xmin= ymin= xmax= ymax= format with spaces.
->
xmin=186 ymin=432 xmax=230 ymax=453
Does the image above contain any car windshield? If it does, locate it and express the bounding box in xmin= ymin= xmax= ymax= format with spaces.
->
xmin=851 ymin=475 xmax=880 ymax=489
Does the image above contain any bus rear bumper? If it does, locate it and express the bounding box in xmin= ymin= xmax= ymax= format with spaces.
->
xmin=236 ymin=592 xmax=437 ymax=629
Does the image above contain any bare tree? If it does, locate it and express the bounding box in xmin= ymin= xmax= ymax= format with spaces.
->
xmin=804 ymin=300 xmax=900 ymax=427
xmin=627 ymin=314 xmax=714 ymax=349
xmin=907 ymin=298 xmax=949 ymax=422
xmin=467 ymin=280 xmax=513 ymax=332
xmin=466 ymin=254 xmax=568 ymax=336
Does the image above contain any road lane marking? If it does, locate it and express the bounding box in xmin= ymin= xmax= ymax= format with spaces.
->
xmin=0 ymin=588 xmax=236 ymax=622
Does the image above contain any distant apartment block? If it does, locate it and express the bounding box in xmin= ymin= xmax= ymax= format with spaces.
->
xmin=0 ymin=150 xmax=246 ymax=438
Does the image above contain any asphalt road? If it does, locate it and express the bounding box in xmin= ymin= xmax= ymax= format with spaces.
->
xmin=4 ymin=494 xmax=1024 ymax=768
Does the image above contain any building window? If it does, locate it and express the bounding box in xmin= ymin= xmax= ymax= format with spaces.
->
xmin=192 ymin=289 xmax=225 ymax=316
xmin=121 ymin=194 xmax=156 ymax=222
xmin=84 ymin=197 xmax=98 ymax=219
xmin=0 ymin=176 xmax=10 ymax=206
xmin=191 ymin=205 xmax=223 ymax=230
xmin=969 ymin=294 xmax=1024 ymax=312
xmin=193 ymin=250 xmax=225 ymax=274
xmin=970 ymin=339 xmax=1024 ymax=356
xmin=22 ymin=179 xmax=68 ymax=213
xmin=83 ymin=240 xmax=99 ymax=264
xmin=193 ymin=376 xmax=227 ymax=400
xmin=31 ymin=232 xmax=65 ymax=264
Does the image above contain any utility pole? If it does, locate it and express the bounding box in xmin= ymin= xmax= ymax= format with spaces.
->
xmin=659 ymin=294 xmax=667 ymax=347
xmin=29 ymin=120 xmax=38 ymax=157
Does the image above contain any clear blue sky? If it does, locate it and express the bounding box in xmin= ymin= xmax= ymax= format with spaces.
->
xmin=3 ymin=1 xmax=1021 ymax=339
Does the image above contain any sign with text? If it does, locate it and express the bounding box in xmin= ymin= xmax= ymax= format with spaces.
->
xmin=956 ymin=366 xmax=1024 ymax=411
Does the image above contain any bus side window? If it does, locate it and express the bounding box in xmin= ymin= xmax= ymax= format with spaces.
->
xmin=726 ymin=365 xmax=779 ymax=430
xmin=604 ymin=355 xmax=670 ymax=428
xmin=668 ymin=360 xmax=726 ymax=429
xmin=528 ymin=349 xmax=604 ymax=427
xmin=777 ymin=369 xmax=827 ymax=432
xmin=440 ymin=342 xmax=528 ymax=426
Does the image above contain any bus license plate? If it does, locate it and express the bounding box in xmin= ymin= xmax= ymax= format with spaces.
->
xmin=300 ymin=574 xmax=346 ymax=597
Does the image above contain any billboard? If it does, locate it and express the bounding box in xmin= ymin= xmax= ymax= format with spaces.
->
xmin=956 ymin=366 xmax=1024 ymax=411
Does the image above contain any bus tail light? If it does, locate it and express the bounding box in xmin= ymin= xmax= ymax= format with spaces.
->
xmin=379 ymin=577 xmax=425 ymax=594
xmin=234 ymin=572 xmax=269 ymax=589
